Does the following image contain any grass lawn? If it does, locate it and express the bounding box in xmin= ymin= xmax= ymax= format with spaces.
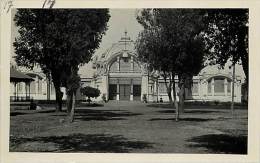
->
xmin=9 ymin=101 xmax=247 ymax=153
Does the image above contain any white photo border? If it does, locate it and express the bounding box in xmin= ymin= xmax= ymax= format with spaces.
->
xmin=1 ymin=0 xmax=260 ymax=163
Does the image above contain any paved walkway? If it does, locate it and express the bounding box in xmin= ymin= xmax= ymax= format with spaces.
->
xmin=10 ymin=101 xmax=248 ymax=153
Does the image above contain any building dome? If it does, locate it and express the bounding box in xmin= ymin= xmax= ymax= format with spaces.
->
xmin=94 ymin=31 xmax=135 ymax=64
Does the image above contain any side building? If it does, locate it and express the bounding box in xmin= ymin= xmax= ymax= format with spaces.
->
xmin=10 ymin=65 xmax=67 ymax=102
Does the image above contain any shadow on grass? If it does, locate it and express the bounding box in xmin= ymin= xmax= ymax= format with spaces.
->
xmin=10 ymin=133 xmax=154 ymax=152
xmin=157 ymin=109 xmax=225 ymax=114
xmin=10 ymin=112 xmax=28 ymax=116
xmin=10 ymin=110 xmax=58 ymax=117
xmin=157 ymin=110 xmax=176 ymax=113
xmin=187 ymin=134 xmax=247 ymax=154
xmin=50 ymin=109 xmax=142 ymax=121
xmin=147 ymin=103 xmax=248 ymax=110
xmin=75 ymin=109 xmax=141 ymax=121
xmin=147 ymin=104 xmax=173 ymax=108
xmin=76 ymin=103 xmax=104 ymax=107
xmin=149 ymin=118 xmax=214 ymax=122
xmin=76 ymin=116 xmax=126 ymax=121
xmin=184 ymin=110 xmax=225 ymax=114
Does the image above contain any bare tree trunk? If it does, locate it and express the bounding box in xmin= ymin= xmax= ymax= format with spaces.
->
xmin=231 ymin=62 xmax=235 ymax=116
xmin=66 ymin=92 xmax=72 ymax=114
xmin=88 ymin=97 xmax=91 ymax=104
xmin=163 ymin=72 xmax=173 ymax=104
xmin=67 ymin=91 xmax=76 ymax=123
xmin=65 ymin=66 xmax=80 ymax=123
xmin=178 ymin=82 xmax=185 ymax=113
xmin=53 ymin=80 xmax=63 ymax=112
xmin=69 ymin=92 xmax=76 ymax=122
xmin=172 ymin=79 xmax=179 ymax=121
xmin=167 ymin=89 xmax=173 ymax=104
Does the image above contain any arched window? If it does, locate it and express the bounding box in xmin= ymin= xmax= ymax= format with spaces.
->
xmin=208 ymin=78 xmax=212 ymax=94
xmin=120 ymin=57 xmax=131 ymax=72
xmin=207 ymin=76 xmax=232 ymax=96
xmin=214 ymin=77 xmax=225 ymax=93
xmin=109 ymin=56 xmax=142 ymax=73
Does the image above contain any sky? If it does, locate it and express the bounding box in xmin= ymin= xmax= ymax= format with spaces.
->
xmin=94 ymin=9 xmax=143 ymax=56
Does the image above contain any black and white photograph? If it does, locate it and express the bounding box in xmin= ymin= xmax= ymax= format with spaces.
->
xmin=1 ymin=0 xmax=259 ymax=163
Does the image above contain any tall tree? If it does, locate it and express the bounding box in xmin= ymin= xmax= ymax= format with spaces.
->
xmin=14 ymin=9 xmax=110 ymax=116
xmin=135 ymin=25 xmax=175 ymax=104
xmin=136 ymin=9 xmax=207 ymax=120
xmin=203 ymin=9 xmax=248 ymax=84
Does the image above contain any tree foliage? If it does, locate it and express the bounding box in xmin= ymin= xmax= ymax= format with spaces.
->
xmin=203 ymin=9 xmax=248 ymax=83
xmin=14 ymin=9 xmax=110 ymax=72
xmin=13 ymin=9 xmax=110 ymax=114
xmin=135 ymin=18 xmax=174 ymax=102
xmin=136 ymin=9 xmax=207 ymax=120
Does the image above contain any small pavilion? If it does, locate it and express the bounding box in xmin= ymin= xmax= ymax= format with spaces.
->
xmin=10 ymin=68 xmax=34 ymax=101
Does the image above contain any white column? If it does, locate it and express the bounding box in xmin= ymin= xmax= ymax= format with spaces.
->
xmin=235 ymin=82 xmax=242 ymax=102
xmin=130 ymin=79 xmax=133 ymax=101
xmin=116 ymin=79 xmax=120 ymax=100
xmin=117 ymin=56 xmax=120 ymax=72
xmin=106 ymin=75 xmax=109 ymax=101
xmin=35 ymin=76 xmax=39 ymax=99
xmin=224 ymin=78 xmax=228 ymax=96
xmin=198 ymin=81 xmax=201 ymax=98
xmin=153 ymin=80 xmax=157 ymax=102
xmin=130 ymin=56 xmax=134 ymax=71
xmin=157 ymin=79 xmax=159 ymax=102
xmin=141 ymin=75 xmax=148 ymax=101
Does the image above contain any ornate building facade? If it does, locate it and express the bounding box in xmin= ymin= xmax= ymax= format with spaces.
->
xmin=80 ymin=32 xmax=243 ymax=103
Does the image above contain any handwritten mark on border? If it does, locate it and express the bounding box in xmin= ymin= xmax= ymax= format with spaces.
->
xmin=42 ymin=0 xmax=55 ymax=8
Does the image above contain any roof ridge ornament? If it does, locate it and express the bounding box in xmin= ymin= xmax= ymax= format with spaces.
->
xmin=124 ymin=29 xmax=127 ymax=38
xmin=122 ymin=29 xmax=129 ymax=58
xmin=120 ymin=29 xmax=131 ymax=42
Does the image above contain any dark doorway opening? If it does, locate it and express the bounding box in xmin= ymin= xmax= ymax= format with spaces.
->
xmin=109 ymin=84 xmax=117 ymax=100
xmin=133 ymin=85 xmax=141 ymax=101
